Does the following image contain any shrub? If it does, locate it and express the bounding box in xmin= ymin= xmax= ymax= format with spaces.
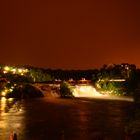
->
xmin=60 ymin=81 xmax=73 ymax=98
xmin=6 ymin=84 xmax=44 ymax=98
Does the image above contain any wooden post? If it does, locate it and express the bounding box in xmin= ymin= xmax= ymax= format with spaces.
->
xmin=13 ymin=133 xmax=17 ymax=140
xmin=61 ymin=130 xmax=65 ymax=140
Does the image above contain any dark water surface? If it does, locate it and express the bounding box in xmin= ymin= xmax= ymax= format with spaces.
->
xmin=0 ymin=96 xmax=133 ymax=140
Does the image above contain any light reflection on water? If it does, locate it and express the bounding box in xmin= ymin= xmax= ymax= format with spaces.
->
xmin=0 ymin=95 xmax=133 ymax=140
xmin=0 ymin=97 xmax=7 ymax=115
xmin=0 ymin=97 xmax=25 ymax=140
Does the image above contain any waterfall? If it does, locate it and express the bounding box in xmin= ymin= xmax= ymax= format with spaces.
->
xmin=72 ymin=85 xmax=104 ymax=97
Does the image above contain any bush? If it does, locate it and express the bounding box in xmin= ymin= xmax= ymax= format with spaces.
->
xmin=60 ymin=82 xmax=74 ymax=98
xmin=6 ymin=84 xmax=44 ymax=98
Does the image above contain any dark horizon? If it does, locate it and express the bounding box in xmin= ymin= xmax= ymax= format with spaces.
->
xmin=0 ymin=62 xmax=138 ymax=71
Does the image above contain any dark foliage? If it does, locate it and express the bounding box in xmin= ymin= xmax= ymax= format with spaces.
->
xmin=60 ymin=82 xmax=74 ymax=98
xmin=6 ymin=84 xmax=44 ymax=98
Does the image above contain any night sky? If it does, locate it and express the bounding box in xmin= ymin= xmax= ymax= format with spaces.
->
xmin=1 ymin=0 xmax=140 ymax=69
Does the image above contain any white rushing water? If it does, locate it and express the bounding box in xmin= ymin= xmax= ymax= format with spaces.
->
xmin=72 ymin=85 xmax=105 ymax=97
xmin=72 ymin=85 xmax=134 ymax=102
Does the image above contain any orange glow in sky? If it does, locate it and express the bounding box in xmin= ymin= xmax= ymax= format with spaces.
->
xmin=1 ymin=0 xmax=140 ymax=69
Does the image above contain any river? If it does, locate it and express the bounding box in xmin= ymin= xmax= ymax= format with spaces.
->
xmin=0 ymin=96 xmax=133 ymax=140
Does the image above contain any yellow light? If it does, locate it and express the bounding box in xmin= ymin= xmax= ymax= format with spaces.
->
xmin=3 ymin=71 xmax=7 ymax=74
xmin=4 ymin=89 xmax=8 ymax=93
xmin=21 ymin=73 xmax=24 ymax=76
xmin=1 ymin=97 xmax=6 ymax=101
xmin=12 ymin=68 xmax=16 ymax=72
xmin=9 ymin=89 xmax=13 ymax=92
xmin=4 ymin=66 xmax=10 ymax=71
xmin=8 ymin=98 xmax=14 ymax=102
xmin=18 ymin=68 xmax=23 ymax=73
xmin=11 ymin=68 xmax=16 ymax=74
xmin=1 ymin=91 xmax=6 ymax=96
xmin=24 ymin=69 xmax=28 ymax=72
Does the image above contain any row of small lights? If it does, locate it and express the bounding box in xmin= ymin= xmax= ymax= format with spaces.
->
xmin=3 ymin=66 xmax=28 ymax=75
